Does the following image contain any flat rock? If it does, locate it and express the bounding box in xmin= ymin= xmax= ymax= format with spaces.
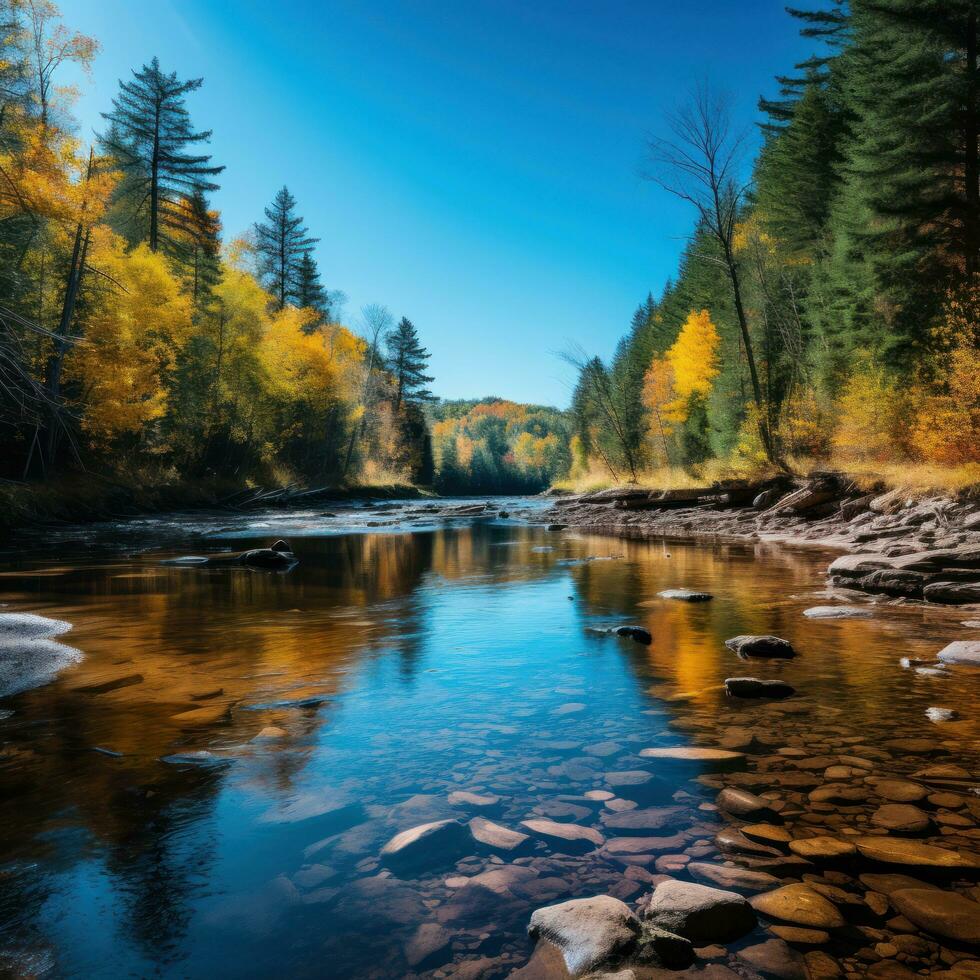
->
xmin=850 ymin=836 xmax=980 ymax=869
xmin=749 ymin=883 xmax=845 ymax=929
xmin=787 ymin=837 xmax=857 ymax=860
xmin=448 ymin=790 xmax=500 ymax=808
xmin=725 ymin=635 xmax=796 ymax=659
xmin=871 ymin=804 xmax=932 ymax=834
xmin=937 ymin=640 xmax=980 ymax=666
xmin=716 ymin=787 xmax=777 ymax=819
xmin=380 ymin=819 xmax=471 ymax=872
xmin=769 ymin=925 xmax=830 ymax=945
xmin=867 ymin=778 xmax=928 ymax=803
xmin=614 ymin=626 xmax=652 ymax=645
xmin=468 ymin=816 xmax=530 ymax=853
xmin=658 ymin=589 xmax=712 ymax=602
xmin=639 ymin=746 xmax=745 ymax=770
xmin=742 ymin=824 xmax=793 ymax=845
xmin=889 ymin=887 xmax=980 ymax=944
xmin=600 ymin=806 xmax=687 ymax=835
xmin=725 ymin=677 xmax=796 ymax=699
xmin=643 ymin=879 xmax=756 ymax=945
xmin=687 ymin=862 xmax=780 ymax=893
xmin=803 ymin=606 xmax=872 ymax=619
xmin=521 ymin=819 xmax=604 ymax=853
xmin=528 ymin=895 xmax=640 ymax=976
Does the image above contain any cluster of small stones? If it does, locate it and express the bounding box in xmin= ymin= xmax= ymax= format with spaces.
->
xmin=534 ymin=485 xmax=980 ymax=607
xmin=277 ymin=682 xmax=980 ymax=980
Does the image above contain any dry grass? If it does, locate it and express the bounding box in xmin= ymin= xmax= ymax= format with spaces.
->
xmin=554 ymin=457 xmax=979 ymax=497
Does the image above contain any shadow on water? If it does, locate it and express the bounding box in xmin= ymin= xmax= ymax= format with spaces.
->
xmin=0 ymin=514 xmax=976 ymax=977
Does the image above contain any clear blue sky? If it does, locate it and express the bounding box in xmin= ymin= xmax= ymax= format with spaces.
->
xmin=59 ymin=0 xmax=817 ymax=408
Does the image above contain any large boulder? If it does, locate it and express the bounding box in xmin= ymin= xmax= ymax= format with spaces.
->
xmin=643 ymin=879 xmax=756 ymax=944
xmin=725 ymin=635 xmax=796 ymax=659
xmin=528 ymin=895 xmax=640 ymax=976
xmin=379 ymin=819 xmax=471 ymax=873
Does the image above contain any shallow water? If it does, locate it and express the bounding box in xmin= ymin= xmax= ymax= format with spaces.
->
xmin=0 ymin=503 xmax=977 ymax=978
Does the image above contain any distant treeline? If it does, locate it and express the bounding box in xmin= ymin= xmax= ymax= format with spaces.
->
xmin=570 ymin=1 xmax=978 ymax=484
xmin=429 ymin=399 xmax=571 ymax=494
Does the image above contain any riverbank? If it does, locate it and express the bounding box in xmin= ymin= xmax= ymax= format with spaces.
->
xmin=533 ymin=474 xmax=980 ymax=606
xmin=0 ymin=473 xmax=434 ymax=532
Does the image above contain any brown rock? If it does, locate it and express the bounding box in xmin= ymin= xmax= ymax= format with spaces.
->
xmin=870 ymin=804 xmax=931 ymax=834
xmin=889 ymin=888 xmax=980 ymax=944
xmin=750 ymin=883 xmax=846 ymax=929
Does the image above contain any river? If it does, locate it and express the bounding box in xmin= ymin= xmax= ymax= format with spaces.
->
xmin=0 ymin=500 xmax=977 ymax=978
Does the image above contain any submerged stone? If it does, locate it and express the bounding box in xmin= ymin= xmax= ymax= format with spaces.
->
xmin=749 ymin=883 xmax=845 ymax=929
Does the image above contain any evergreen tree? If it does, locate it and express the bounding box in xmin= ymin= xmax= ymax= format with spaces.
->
xmin=180 ymin=189 xmax=221 ymax=306
xmin=385 ymin=317 xmax=434 ymax=410
xmin=758 ymin=1 xmax=850 ymax=131
xmin=253 ymin=186 xmax=318 ymax=310
xmin=296 ymin=252 xmax=330 ymax=329
xmin=99 ymin=58 xmax=223 ymax=255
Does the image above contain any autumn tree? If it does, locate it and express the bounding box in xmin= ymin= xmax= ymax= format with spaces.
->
xmin=646 ymin=83 xmax=774 ymax=461
xmin=99 ymin=57 xmax=223 ymax=255
xmin=253 ymin=185 xmax=317 ymax=310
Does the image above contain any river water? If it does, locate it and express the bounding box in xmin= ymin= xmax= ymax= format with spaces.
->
xmin=0 ymin=501 xmax=977 ymax=978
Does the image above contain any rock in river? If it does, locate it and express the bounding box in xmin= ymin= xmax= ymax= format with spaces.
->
xmin=716 ymin=787 xmax=778 ymax=820
xmin=528 ymin=895 xmax=640 ymax=976
xmin=725 ymin=677 xmax=796 ymax=699
xmin=687 ymin=862 xmax=780 ymax=893
xmin=870 ymin=804 xmax=932 ymax=834
xmin=644 ymin=880 xmax=756 ymax=945
xmin=889 ymin=888 xmax=980 ymax=944
xmin=658 ymin=589 xmax=712 ymax=602
xmin=639 ymin=746 xmax=746 ymax=771
xmin=521 ymin=819 xmax=604 ymax=853
xmin=600 ymin=806 xmax=688 ymax=835
xmin=787 ymin=837 xmax=857 ymax=860
xmin=803 ymin=606 xmax=871 ymax=620
xmin=0 ymin=612 xmax=72 ymax=640
xmin=725 ymin=635 xmax=796 ymax=659
xmin=850 ymin=836 xmax=980 ymax=870
xmin=937 ymin=640 xmax=980 ymax=666
xmin=468 ymin=816 xmax=530 ymax=853
xmin=380 ymin=819 xmax=471 ymax=872
xmin=614 ymin=626 xmax=652 ymax=646
xmin=749 ymin=883 xmax=845 ymax=930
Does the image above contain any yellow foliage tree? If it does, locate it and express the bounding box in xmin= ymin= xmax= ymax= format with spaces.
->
xmin=70 ymin=235 xmax=193 ymax=443
xmin=831 ymin=353 xmax=911 ymax=464
xmin=667 ymin=309 xmax=721 ymax=408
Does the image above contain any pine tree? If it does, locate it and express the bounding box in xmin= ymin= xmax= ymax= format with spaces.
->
xmin=99 ymin=57 xmax=223 ymax=255
xmin=253 ymin=186 xmax=318 ymax=310
xmin=385 ymin=317 xmax=434 ymax=410
xmin=758 ymin=1 xmax=850 ymax=131
xmin=180 ymin=189 xmax=221 ymax=305
xmin=296 ymin=252 xmax=329 ymax=329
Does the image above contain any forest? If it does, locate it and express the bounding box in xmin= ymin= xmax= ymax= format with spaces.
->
xmin=0 ymin=0 xmax=569 ymax=504
xmin=569 ymin=0 xmax=979 ymax=489
xmin=1 ymin=0 xmax=978 ymax=514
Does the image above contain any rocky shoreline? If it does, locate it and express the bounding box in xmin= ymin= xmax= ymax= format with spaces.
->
xmin=533 ymin=476 xmax=980 ymax=609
